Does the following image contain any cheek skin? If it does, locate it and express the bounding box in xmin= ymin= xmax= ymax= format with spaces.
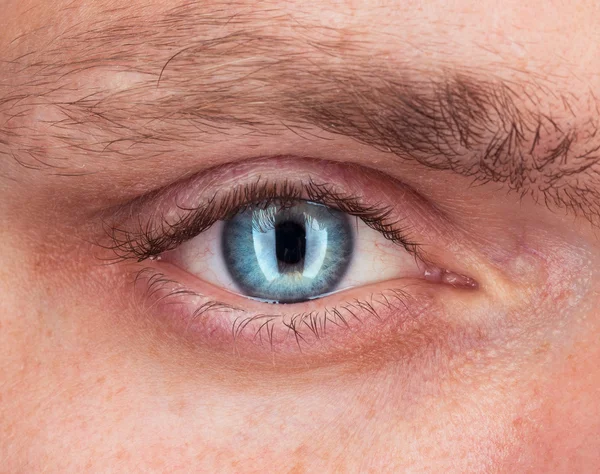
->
xmin=2 ymin=245 xmax=599 ymax=474
xmin=504 ymin=343 xmax=600 ymax=471
xmin=465 ymin=240 xmax=600 ymax=468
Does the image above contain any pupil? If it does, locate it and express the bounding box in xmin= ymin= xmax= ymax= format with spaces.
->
xmin=275 ymin=220 xmax=306 ymax=269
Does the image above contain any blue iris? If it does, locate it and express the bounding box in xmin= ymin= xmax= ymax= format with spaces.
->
xmin=221 ymin=200 xmax=353 ymax=303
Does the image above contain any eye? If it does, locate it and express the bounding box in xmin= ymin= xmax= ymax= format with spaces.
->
xmin=105 ymin=160 xmax=479 ymax=359
xmin=166 ymin=199 xmax=422 ymax=303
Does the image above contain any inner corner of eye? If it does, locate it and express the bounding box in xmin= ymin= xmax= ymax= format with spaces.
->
xmin=422 ymin=266 xmax=479 ymax=290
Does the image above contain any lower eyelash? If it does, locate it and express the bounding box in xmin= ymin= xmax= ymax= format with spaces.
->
xmin=133 ymin=267 xmax=238 ymax=313
xmin=230 ymin=288 xmax=413 ymax=348
xmin=131 ymin=267 xmax=431 ymax=356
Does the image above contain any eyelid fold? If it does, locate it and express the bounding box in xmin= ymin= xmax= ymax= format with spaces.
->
xmin=105 ymin=175 xmax=422 ymax=263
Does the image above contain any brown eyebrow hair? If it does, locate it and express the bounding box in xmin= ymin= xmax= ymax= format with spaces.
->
xmin=1 ymin=3 xmax=600 ymax=222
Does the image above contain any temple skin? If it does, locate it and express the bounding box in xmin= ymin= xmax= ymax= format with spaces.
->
xmin=1 ymin=0 xmax=600 ymax=472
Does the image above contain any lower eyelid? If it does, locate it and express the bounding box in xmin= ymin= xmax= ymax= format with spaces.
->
xmin=130 ymin=264 xmax=460 ymax=363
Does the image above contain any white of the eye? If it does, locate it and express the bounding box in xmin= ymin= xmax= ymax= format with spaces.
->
xmin=172 ymin=216 xmax=423 ymax=296
xmin=252 ymin=227 xmax=278 ymax=282
xmin=302 ymin=220 xmax=328 ymax=280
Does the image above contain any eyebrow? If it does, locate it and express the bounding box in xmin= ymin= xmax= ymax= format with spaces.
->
xmin=1 ymin=4 xmax=600 ymax=222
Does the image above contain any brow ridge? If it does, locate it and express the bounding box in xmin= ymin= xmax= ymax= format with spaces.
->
xmin=1 ymin=4 xmax=600 ymax=222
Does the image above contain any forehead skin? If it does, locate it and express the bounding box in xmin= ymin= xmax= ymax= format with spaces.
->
xmin=1 ymin=0 xmax=600 ymax=472
xmin=4 ymin=0 xmax=599 ymax=106
xmin=3 ymin=0 xmax=598 ymax=75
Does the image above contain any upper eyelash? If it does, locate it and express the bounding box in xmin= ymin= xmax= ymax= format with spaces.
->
xmin=103 ymin=178 xmax=421 ymax=262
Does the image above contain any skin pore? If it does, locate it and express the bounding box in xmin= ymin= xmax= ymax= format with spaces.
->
xmin=1 ymin=0 xmax=600 ymax=472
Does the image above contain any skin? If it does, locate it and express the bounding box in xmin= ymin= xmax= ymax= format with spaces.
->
xmin=1 ymin=0 xmax=600 ymax=472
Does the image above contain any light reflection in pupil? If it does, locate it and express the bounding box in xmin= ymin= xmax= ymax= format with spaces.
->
xmin=275 ymin=220 xmax=306 ymax=271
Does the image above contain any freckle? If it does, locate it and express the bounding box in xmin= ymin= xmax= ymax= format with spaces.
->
xmin=116 ymin=448 xmax=130 ymax=461
xmin=96 ymin=376 xmax=106 ymax=384
xmin=533 ymin=342 xmax=550 ymax=356
xmin=512 ymin=416 xmax=523 ymax=428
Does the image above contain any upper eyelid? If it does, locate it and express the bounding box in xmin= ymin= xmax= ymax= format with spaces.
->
xmin=102 ymin=177 xmax=422 ymax=263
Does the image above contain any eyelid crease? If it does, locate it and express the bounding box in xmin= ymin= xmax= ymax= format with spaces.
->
xmin=102 ymin=177 xmax=422 ymax=263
